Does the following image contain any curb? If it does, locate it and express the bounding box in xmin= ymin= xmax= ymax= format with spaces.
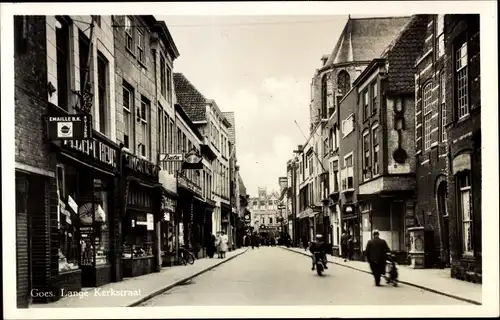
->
xmin=280 ymin=246 xmax=481 ymax=306
xmin=128 ymin=248 xmax=249 ymax=307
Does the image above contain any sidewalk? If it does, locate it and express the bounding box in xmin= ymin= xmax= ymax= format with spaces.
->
xmin=31 ymin=248 xmax=248 ymax=308
xmin=281 ymin=246 xmax=482 ymax=305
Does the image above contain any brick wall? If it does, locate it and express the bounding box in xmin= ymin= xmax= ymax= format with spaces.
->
xmin=14 ymin=16 xmax=52 ymax=173
xmin=444 ymin=14 xmax=481 ymax=283
xmin=413 ymin=15 xmax=450 ymax=266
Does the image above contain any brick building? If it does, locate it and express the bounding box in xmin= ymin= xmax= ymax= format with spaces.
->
xmin=305 ymin=16 xmax=411 ymax=256
xmin=444 ymin=15 xmax=481 ymax=283
xmin=15 ymin=15 xmax=120 ymax=306
xmin=14 ymin=15 xmax=56 ymax=308
xmin=414 ymin=14 xmax=452 ymax=268
xmin=355 ymin=15 xmax=428 ymax=263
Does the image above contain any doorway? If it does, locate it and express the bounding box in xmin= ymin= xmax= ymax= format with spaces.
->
xmin=436 ymin=181 xmax=450 ymax=266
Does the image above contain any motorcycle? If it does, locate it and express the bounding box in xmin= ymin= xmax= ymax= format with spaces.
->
xmin=314 ymin=252 xmax=326 ymax=275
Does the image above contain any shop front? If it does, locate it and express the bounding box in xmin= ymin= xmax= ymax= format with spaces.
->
xmin=54 ymin=131 xmax=119 ymax=290
xmin=176 ymin=170 xmax=204 ymax=254
xmin=357 ymin=192 xmax=414 ymax=265
xmin=341 ymin=203 xmax=362 ymax=260
xmin=158 ymin=170 xmax=178 ymax=267
xmin=120 ymin=152 xmax=161 ymax=278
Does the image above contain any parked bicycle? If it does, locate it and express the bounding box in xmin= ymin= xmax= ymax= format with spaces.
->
xmin=178 ymin=246 xmax=195 ymax=265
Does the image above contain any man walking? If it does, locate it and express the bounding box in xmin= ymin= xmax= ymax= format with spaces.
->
xmin=365 ymin=230 xmax=391 ymax=286
xmin=340 ymin=230 xmax=350 ymax=261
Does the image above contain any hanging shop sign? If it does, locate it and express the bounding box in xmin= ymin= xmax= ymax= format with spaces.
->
xmin=45 ymin=115 xmax=92 ymax=141
xmin=62 ymin=136 xmax=118 ymax=169
xmin=182 ymin=147 xmax=203 ymax=170
xmin=162 ymin=196 xmax=176 ymax=213
xmin=123 ymin=152 xmax=160 ymax=179
xmin=158 ymin=153 xmax=184 ymax=162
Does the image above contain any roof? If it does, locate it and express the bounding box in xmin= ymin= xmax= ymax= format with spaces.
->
xmin=238 ymin=175 xmax=247 ymax=197
xmin=222 ymin=112 xmax=236 ymax=144
xmin=174 ymin=104 xmax=204 ymax=142
xmin=381 ymin=15 xmax=429 ymax=94
xmin=325 ymin=16 xmax=411 ymax=66
xmin=173 ymin=73 xmax=207 ymax=122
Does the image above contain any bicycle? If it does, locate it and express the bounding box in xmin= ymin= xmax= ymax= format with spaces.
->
xmin=178 ymin=246 xmax=195 ymax=265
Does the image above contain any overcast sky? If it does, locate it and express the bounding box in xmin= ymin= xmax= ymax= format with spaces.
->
xmin=159 ymin=15 xmax=349 ymax=196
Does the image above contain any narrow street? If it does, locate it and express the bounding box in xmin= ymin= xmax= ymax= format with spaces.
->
xmin=140 ymin=247 xmax=469 ymax=306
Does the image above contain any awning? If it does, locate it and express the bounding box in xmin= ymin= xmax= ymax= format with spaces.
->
xmin=127 ymin=175 xmax=162 ymax=189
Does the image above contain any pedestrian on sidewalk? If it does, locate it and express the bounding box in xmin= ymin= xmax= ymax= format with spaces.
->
xmin=340 ymin=230 xmax=349 ymax=261
xmin=215 ymin=232 xmax=222 ymax=258
xmin=207 ymin=233 xmax=216 ymax=258
xmin=365 ymin=229 xmax=391 ymax=287
xmin=302 ymin=235 xmax=308 ymax=251
xmin=220 ymin=231 xmax=229 ymax=258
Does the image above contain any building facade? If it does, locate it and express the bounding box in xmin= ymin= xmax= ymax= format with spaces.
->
xmin=172 ymin=73 xmax=233 ymax=241
xmin=356 ymin=15 xmax=428 ymax=263
xmin=15 ymin=15 xmax=120 ymax=306
xmin=248 ymin=188 xmax=281 ymax=237
xmin=299 ymin=16 xmax=412 ymax=256
xmin=443 ymin=14 xmax=481 ymax=283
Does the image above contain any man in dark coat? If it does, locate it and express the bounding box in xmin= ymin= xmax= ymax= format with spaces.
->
xmin=365 ymin=229 xmax=390 ymax=286
xmin=340 ymin=231 xmax=350 ymax=261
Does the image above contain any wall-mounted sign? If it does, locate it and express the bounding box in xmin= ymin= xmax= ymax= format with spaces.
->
xmin=182 ymin=147 xmax=203 ymax=170
xmin=45 ymin=115 xmax=92 ymax=141
xmin=63 ymin=136 xmax=117 ymax=169
xmin=123 ymin=153 xmax=160 ymax=179
xmin=159 ymin=153 xmax=184 ymax=162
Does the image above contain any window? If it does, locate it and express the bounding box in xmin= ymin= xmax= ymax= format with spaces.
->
xmin=169 ymin=119 xmax=174 ymax=173
xmin=458 ymin=171 xmax=473 ymax=255
xmin=122 ymin=83 xmax=134 ymax=150
xmin=160 ymin=55 xmax=166 ymax=97
xmin=260 ymin=201 xmax=265 ymax=207
xmin=157 ymin=107 xmax=162 ymax=153
xmin=308 ymin=155 xmax=313 ymax=175
xmin=321 ymin=75 xmax=328 ymax=119
xmin=456 ymin=42 xmax=469 ymax=119
xmin=329 ymin=129 xmax=333 ymax=149
xmin=334 ymin=125 xmax=339 ymax=149
xmin=139 ymin=96 xmax=150 ymax=158
xmin=345 ymin=154 xmax=353 ymax=168
xmin=268 ymin=200 xmax=273 ymax=206
xmin=337 ymin=70 xmax=351 ymax=97
xmin=440 ymin=71 xmax=447 ymax=142
xmin=55 ymin=17 xmax=70 ymax=111
xmin=167 ymin=67 xmax=172 ymax=103
xmin=137 ymin=29 xmax=145 ymax=64
xmin=97 ymin=53 xmax=109 ymax=135
xmin=372 ymin=82 xmax=378 ymax=114
xmin=342 ymin=115 xmax=354 ymax=137
xmin=78 ymin=31 xmax=91 ymax=109
xmin=332 ymin=160 xmax=339 ymax=192
xmin=423 ymin=82 xmax=433 ymax=150
xmin=372 ymin=125 xmax=380 ymax=176
xmin=124 ymin=16 xmax=134 ymax=52
xmin=363 ymin=131 xmax=370 ymax=180
xmin=436 ymin=15 xmax=445 ymax=58
xmin=269 ymin=217 xmax=273 ymax=225
xmin=91 ymin=15 xmax=101 ymax=28
xmin=363 ymin=90 xmax=369 ymax=120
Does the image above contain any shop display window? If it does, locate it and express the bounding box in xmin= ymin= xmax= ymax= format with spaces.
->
xmin=58 ymin=164 xmax=111 ymax=269
xmin=56 ymin=165 xmax=79 ymax=272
